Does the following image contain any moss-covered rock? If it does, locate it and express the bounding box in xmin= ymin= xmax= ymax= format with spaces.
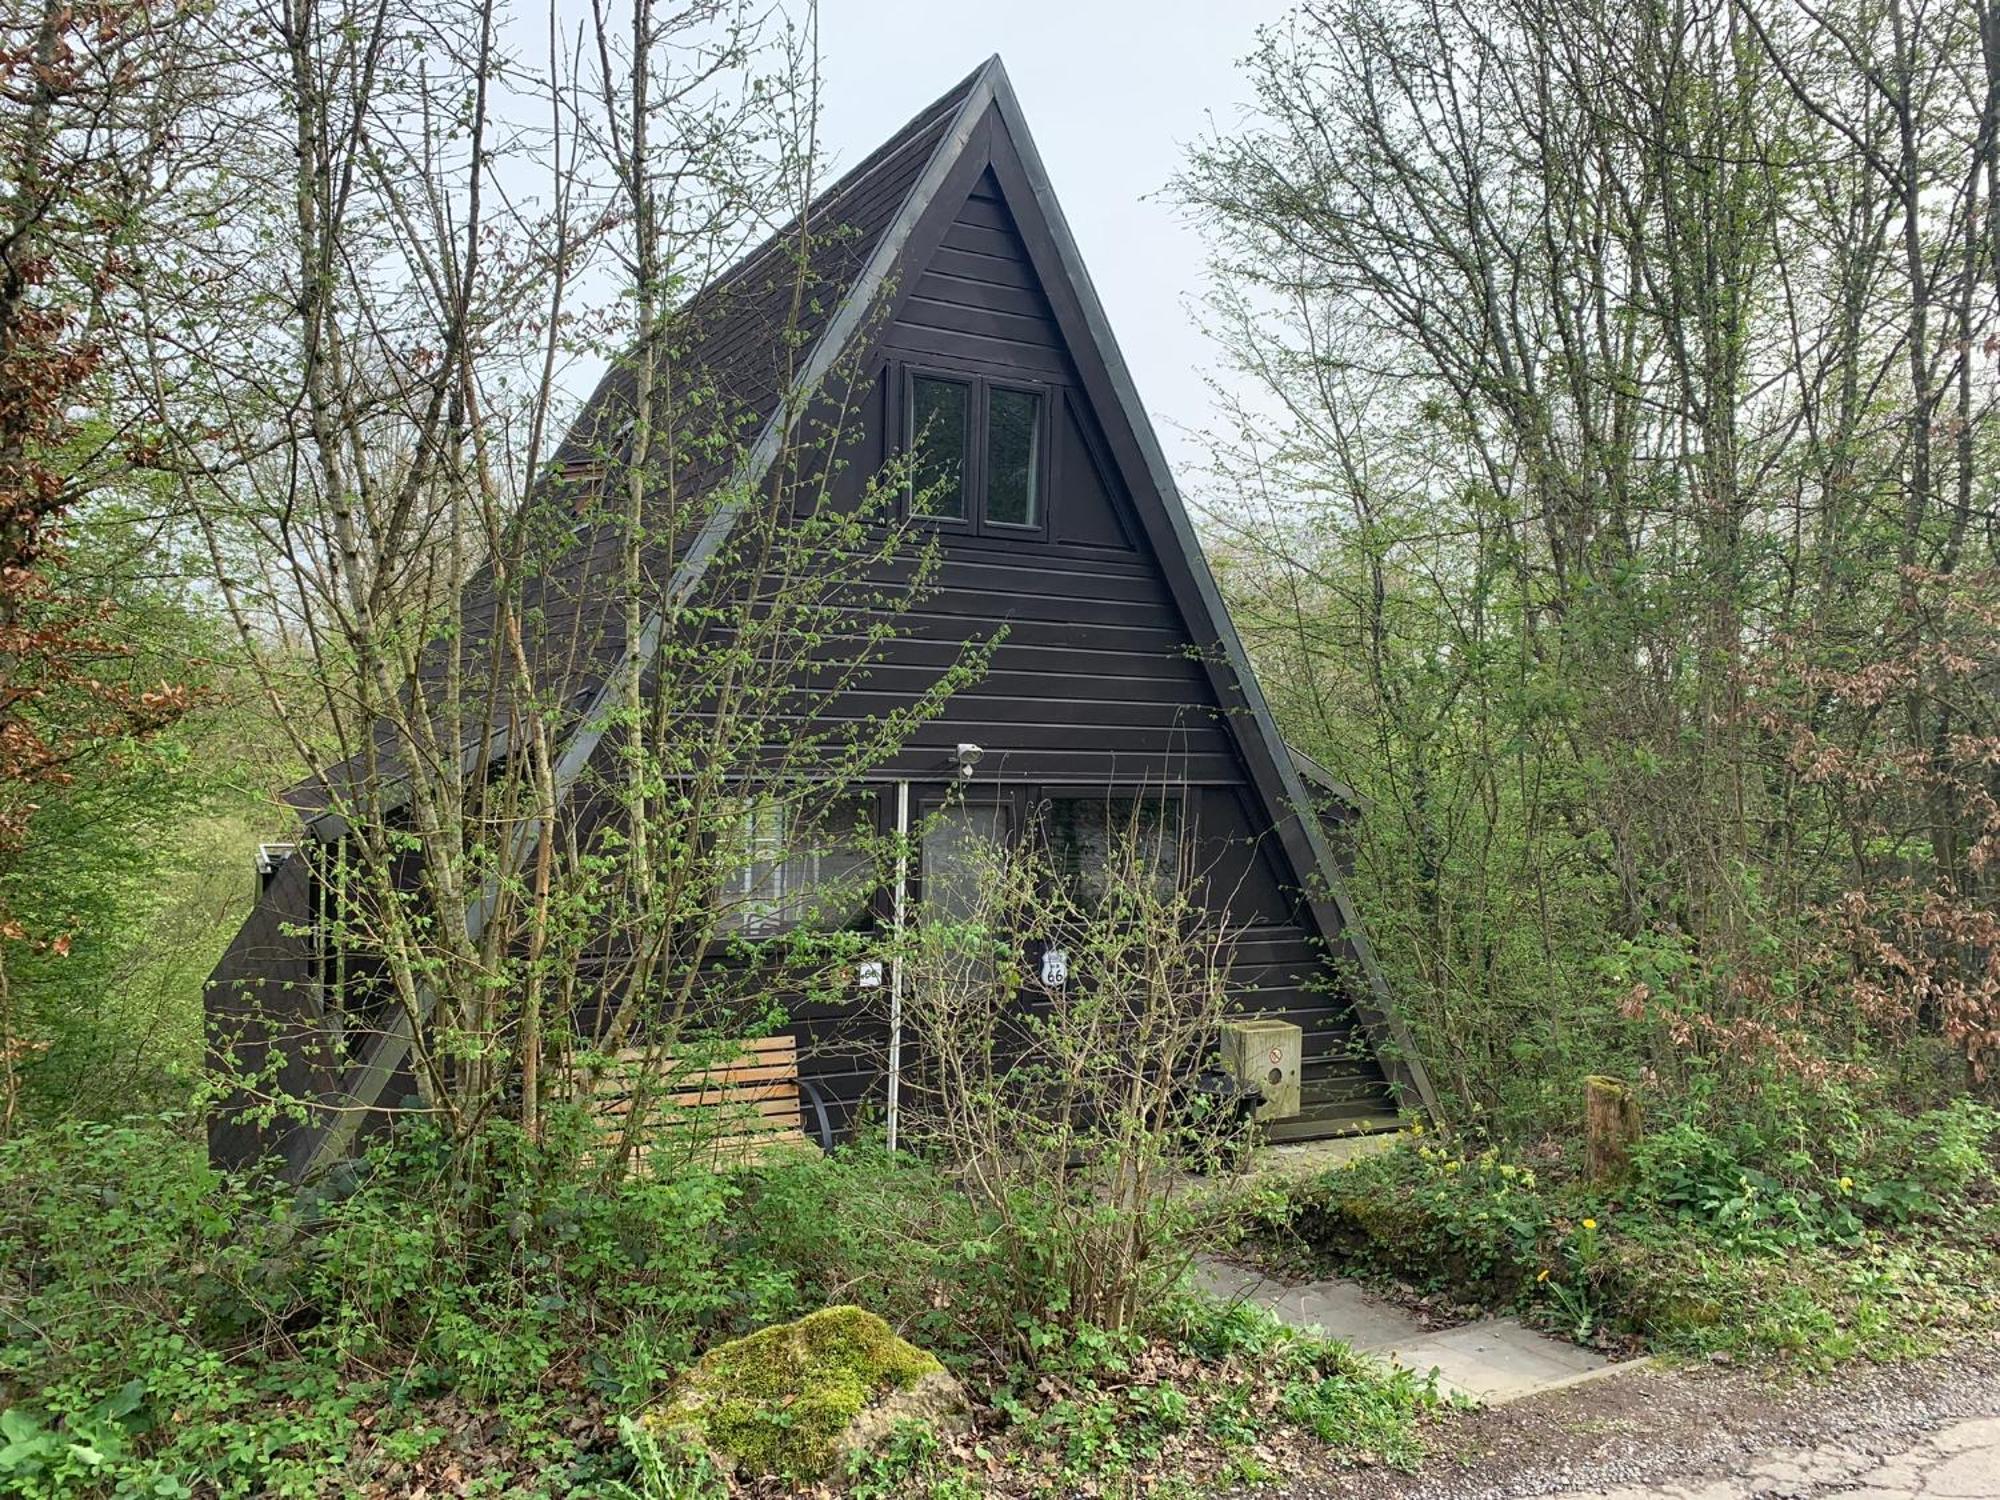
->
xmin=643 ymin=1305 xmax=965 ymax=1480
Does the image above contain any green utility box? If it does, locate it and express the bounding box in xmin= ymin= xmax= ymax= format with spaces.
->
xmin=1219 ymin=1019 xmax=1302 ymax=1121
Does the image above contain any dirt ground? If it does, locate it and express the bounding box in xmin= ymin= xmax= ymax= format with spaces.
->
xmin=1261 ymin=1337 xmax=2000 ymax=1499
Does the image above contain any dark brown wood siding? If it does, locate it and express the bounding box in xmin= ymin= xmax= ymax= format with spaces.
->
xmin=777 ymin=167 xmax=1396 ymax=1128
xmin=204 ymin=858 xmax=340 ymax=1176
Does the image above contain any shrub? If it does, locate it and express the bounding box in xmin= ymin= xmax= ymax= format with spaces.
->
xmin=1629 ymin=1120 xmax=1858 ymax=1252
xmin=1274 ymin=1135 xmax=1550 ymax=1300
xmin=0 ymin=1114 xmax=813 ymax=1494
xmin=892 ymin=811 xmax=1256 ymax=1355
xmin=724 ymin=1144 xmax=960 ymax=1340
xmin=285 ymin=1115 xmax=769 ymax=1406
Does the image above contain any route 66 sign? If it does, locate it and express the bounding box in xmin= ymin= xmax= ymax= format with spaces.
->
xmin=1040 ymin=947 xmax=1068 ymax=988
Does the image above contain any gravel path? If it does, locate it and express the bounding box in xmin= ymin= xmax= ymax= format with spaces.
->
xmin=1266 ymin=1338 xmax=2000 ymax=1498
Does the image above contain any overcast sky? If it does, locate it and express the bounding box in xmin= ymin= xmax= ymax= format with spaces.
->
xmin=811 ymin=1 xmax=1291 ymax=475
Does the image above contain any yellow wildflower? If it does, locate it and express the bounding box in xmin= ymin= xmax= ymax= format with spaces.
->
xmin=1838 ymin=1176 xmax=1853 ymax=1194
xmin=1536 ymin=1268 xmax=1550 ymax=1282
xmin=1581 ymin=1218 xmax=1597 ymax=1231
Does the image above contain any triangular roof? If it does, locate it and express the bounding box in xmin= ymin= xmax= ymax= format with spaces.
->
xmin=534 ymin=53 xmax=1434 ymax=1115
xmin=232 ymin=57 xmax=1435 ymax=1179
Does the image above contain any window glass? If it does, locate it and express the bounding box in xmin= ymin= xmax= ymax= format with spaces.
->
xmin=1045 ymin=796 xmax=1182 ymax=905
xmin=985 ymin=387 xmax=1041 ymax=526
xmin=719 ymin=798 xmax=874 ymax=934
xmin=909 ymin=377 xmax=969 ymax=519
xmin=920 ymin=803 xmax=1011 ymax=920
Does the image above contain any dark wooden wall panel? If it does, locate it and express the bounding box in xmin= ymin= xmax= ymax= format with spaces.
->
xmin=767 ymin=163 xmax=1401 ymax=1129
xmin=205 ymin=858 xmax=343 ymax=1175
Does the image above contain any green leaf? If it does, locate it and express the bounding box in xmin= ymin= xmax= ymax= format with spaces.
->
xmin=99 ymin=1379 xmax=146 ymax=1422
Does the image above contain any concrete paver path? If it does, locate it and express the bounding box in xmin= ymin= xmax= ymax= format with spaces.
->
xmin=1191 ymin=1256 xmax=1642 ymax=1404
xmin=1550 ymin=1414 xmax=2000 ymax=1498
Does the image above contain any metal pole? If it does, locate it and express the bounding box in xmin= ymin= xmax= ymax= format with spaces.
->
xmin=886 ymin=780 xmax=910 ymax=1152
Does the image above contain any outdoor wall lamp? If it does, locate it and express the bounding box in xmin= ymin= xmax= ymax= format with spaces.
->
xmin=955 ymin=742 xmax=984 ymax=779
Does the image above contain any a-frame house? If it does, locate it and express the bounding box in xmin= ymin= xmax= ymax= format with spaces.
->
xmin=205 ymin=57 xmax=1436 ymax=1178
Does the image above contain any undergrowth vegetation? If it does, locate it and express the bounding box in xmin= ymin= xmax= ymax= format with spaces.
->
xmin=0 ymin=1115 xmax=1439 ymax=1498
xmin=1255 ymin=1088 xmax=2000 ymax=1369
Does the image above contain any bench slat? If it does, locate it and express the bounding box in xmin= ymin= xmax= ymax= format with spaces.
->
xmin=595 ymin=1061 xmax=800 ymax=1089
xmin=608 ymin=1048 xmax=796 ymax=1072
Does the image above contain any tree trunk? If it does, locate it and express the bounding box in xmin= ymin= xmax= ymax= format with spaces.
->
xmin=1584 ymin=1075 xmax=1642 ymax=1184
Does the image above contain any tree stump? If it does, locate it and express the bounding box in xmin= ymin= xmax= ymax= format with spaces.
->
xmin=1584 ymin=1075 xmax=1642 ymax=1184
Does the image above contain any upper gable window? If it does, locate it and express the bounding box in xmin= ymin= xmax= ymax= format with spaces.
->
xmin=903 ymin=368 xmax=1048 ymax=536
xmin=985 ymin=387 xmax=1041 ymax=528
xmin=909 ymin=375 xmax=969 ymax=519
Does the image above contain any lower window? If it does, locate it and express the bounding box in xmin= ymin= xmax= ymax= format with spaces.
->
xmin=716 ymin=798 xmax=875 ymax=935
xmin=1043 ymin=795 xmax=1183 ymax=904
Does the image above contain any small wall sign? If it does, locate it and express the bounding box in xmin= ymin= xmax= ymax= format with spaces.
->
xmin=1040 ymin=947 xmax=1068 ymax=987
xmin=857 ymin=959 xmax=884 ymax=989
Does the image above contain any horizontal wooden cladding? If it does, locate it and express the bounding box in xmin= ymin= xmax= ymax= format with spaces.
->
xmin=953 ymin=193 xmax=1016 ymax=233
xmin=788 ymin=1036 xmax=1388 ymax=1113
xmin=805 ymin=691 xmax=1228 ymax=734
xmin=662 ymin=631 xmax=1205 ymax=694
xmin=940 ymin=218 xmax=1027 ymax=262
xmin=880 ymin=322 xmax=1071 ymax=378
xmin=1229 ymin=1003 xmax=1364 ymax=1048
xmin=665 ymin=708 xmax=1231 ymax=752
xmin=923 ymin=244 xmax=1039 ymax=293
xmin=804 ymin=628 xmax=1208 ymax=680
xmin=923 ymin=553 xmax=1164 ymax=603
xmin=896 ymin=295 xmax=1064 ymax=351
xmin=1227 ymin=945 xmax=1335 ymax=983
xmin=1223 ymin=962 xmax=1354 ymax=1003
xmin=924 ymin=529 xmax=1140 ymax=567
xmin=742 ymin=578 xmax=1188 ymax=633
xmin=807 ymin=611 xmax=1199 ymax=657
xmin=888 ymin=584 xmax=1180 ymax=631
xmin=896 ymin=576 xmax=1168 ymax=624
xmin=1227 ymin=928 xmax=1323 ymax=963
xmin=809 ymin=746 xmax=1248 ymax=784
xmin=723 ymin=544 xmax=1164 ymax=607
xmin=824 ymin=660 xmax=1209 ymax=704
xmin=1296 ymin=1075 xmax=1400 ymax=1110
xmin=894 ymin=719 xmax=1228 ymax=755
xmin=1226 ymin=969 xmax=1346 ymax=1006
xmin=913 ymin=271 xmax=1049 ymax=320
xmin=663 ymin=986 xmax=1391 ymax=1141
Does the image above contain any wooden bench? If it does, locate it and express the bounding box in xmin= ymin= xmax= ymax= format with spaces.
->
xmin=581 ymin=1034 xmax=818 ymax=1170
